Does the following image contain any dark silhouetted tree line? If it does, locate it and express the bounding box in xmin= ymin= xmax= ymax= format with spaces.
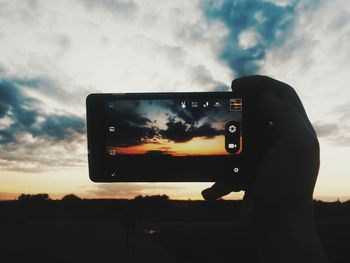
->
xmin=18 ymin=193 xmax=50 ymax=202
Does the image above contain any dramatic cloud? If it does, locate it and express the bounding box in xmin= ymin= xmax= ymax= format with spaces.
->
xmin=157 ymin=100 xmax=208 ymax=126
xmin=0 ymin=79 xmax=85 ymax=142
xmin=160 ymin=118 xmax=223 ymax=143
xmin=0 ymin=76 xmax=86 ymax=171
xmin=202 ymin=0 xmax=299 ymax=77
xmin=108 ymin=99 xmax=227 ymax=147
xmin=107 ymin=102 xmax=157 ymax=147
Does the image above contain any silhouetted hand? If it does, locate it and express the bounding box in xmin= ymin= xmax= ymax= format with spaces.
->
xmin=202 ymin=75 xmax=328 ymax=263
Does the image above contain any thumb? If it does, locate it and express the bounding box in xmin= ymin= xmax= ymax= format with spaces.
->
xmin=202 ymin=182 xmax=241 ymax=201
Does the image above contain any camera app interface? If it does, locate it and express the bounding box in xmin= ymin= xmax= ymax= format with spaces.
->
xmin=105 ymin=98 xmax=242 ymax=157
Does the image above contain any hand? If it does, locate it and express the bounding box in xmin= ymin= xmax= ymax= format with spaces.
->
xmin=202 ymin=75 xmax=328 ymax=263
xmin=202 ymin=75 xmax=319 ymax=212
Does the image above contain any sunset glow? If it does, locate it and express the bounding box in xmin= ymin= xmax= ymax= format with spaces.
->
xmin=115 ymin=136 xmax=229 ymax=156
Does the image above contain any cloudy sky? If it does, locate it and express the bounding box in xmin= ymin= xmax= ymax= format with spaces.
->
xmin=0 ymin=0 xmax=349 ymax=201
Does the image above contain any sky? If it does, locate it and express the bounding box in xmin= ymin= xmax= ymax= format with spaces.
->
xmin=0 ymin=0 xmax=350 ymax=201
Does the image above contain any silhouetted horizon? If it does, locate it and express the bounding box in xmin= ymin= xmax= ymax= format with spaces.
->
xmin=0 ymin=193 xmax=349 ymax=204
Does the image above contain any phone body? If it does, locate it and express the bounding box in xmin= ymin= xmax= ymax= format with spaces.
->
xmin=86 ymin=92 xmax=256 ymax=183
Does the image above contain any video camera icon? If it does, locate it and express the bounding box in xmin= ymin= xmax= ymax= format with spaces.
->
xmin=228 ymin=143 xmax=237 ymax=149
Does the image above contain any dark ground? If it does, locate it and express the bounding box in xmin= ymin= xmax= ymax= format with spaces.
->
xmin=0 ymin=197 xmax=349 ymax=263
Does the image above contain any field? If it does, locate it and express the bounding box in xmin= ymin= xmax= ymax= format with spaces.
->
xmin=0 ymin=198 xmax=349 ymax=263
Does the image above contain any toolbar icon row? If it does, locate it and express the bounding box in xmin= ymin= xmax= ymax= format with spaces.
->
xmin=180 ymin=101 xmax=222 ymax=109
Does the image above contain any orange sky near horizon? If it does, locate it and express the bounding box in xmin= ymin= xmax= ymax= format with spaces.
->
xmin=114 ymin=136 xmax=229 ymax=156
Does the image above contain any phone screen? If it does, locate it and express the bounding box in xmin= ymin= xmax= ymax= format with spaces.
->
xmin=86 ymin=92 xmax=245 ymax=182
xmin=105 ymin=98 xmax=242 ymax=158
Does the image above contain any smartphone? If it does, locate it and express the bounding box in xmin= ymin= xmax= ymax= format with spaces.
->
xmin=86 ymin=92 xmax=254 ymax=183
